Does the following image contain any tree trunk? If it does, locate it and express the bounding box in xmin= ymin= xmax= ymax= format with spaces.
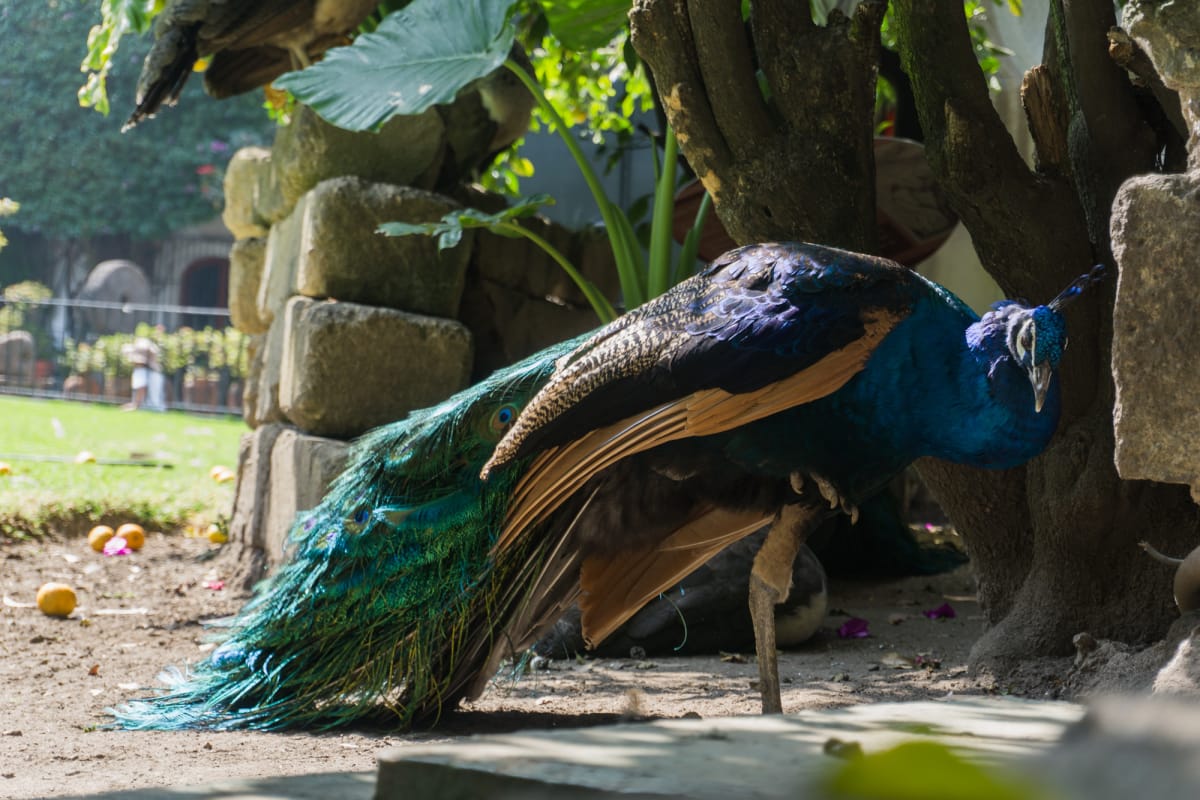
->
xmin=632 ymin=0 xmax=1200 ymax=674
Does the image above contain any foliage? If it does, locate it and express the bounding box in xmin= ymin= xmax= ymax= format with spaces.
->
xmin=382 ymin=194 xmax=620 ymax=322
xmin=1 ymin=1 xmax=272 ymax=240
xmin=288 ymin=0 xmax=704 ymax=316
xmin=0 ymin=395 xmax=242 ymax=539
xmin=824 ymin=741 xmax=1051 ymax=800
xmin=0 ymin=281 xmax=54 ymax=359
xmin=60 ymin=323 xmax=250 ymax=381
xmin=0 ymin=198 xmax=17 ymax=252
xmin=78 ymin=0 xmax=159 ymax=115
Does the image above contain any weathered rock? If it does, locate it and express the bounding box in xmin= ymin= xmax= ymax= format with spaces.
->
xmin=278 ymin=297 xmax=473 ymax=439
xmin=0 ymin=331 xmax=35 ymax=387
xmin=253 ymin=318 xmax=287 ymax=427
xmin=228 ymin=423 xmax=285 ymax=552
xmin=1124 ymin=0 xmax=1200 ymax=168
xmin=473 ymin=223 xmax=620 ymax=310
xmin=241 ymin=334 xmax=266 ymax=428
xmin=222 ymin=147 xmax=275 ymax=238
xmin=459 ymin=223 xmax=619 ymax=378
xmin=458 ymin=278 xmax=602 ymax=380
xmin=295 ymin=177 xmax=472 ymax=318
xmin=272 ymin=105 xmax=446 ymax=214
xmin=1110 ymin=172 xmax=1200 ymax=498
xmin=263 ymin=427 xmax=350 ymax=559
xmin=1155 ymin=614 xmax=1200 ymax=695
xmin=229 ymin=237 xmax=269 ymax=335
xmin=257 ymin=194 xmax=306 ymax=328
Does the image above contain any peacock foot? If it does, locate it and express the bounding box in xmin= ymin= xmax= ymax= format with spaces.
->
xmin=792 ymin=471 xmax=858 ymax=525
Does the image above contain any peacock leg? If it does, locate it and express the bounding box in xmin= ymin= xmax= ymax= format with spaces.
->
xmin=749 ymin=500 xmax=824 ymax=714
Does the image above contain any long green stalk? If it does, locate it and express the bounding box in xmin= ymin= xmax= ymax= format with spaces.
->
xmin=505 ymin=58 xmax=645 ymax=310
xmin=497 ymin=222 xmax=619 ymax=324
xmin=647 ymin=127 xmax=679 ymax=299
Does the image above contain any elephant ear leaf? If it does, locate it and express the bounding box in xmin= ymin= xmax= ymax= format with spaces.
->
xmin=276 ymin=0 xmax=518 ymax=132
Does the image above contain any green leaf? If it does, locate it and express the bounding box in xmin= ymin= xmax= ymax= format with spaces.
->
xmin=825 ymin=741 xmax=1051 ymax=800
xmin=379 ymin=195 xmax=556 ymax=245
xmin=276 ymin=0 xmax=518 ymax=132
xmin=539 ymin=0 xmax=632 ymax=51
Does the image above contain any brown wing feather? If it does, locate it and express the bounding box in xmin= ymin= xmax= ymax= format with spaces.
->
xmin=578 ymin=506 xmax=771 ymax=647
xmin=494 ymin=310 xmax=901 ymax=553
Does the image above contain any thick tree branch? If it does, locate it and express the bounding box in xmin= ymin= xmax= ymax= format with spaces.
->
xmin=1021 ymin=66 xmax=1072 ymax=178
xmin=891 ymin=0 xmax=1090 ymax=307
xmin=631 ymin=0 xmax=733 ymax=188
xmin=1107 ymin=27 xmax=1188 ymax=141
xmin=688 ymin=0 xmax=774 ymax=156
xmin=1059 ymin=0 xmax=1158 ymax=249
xmin=633 ymin=0 xmax=883 ymax=249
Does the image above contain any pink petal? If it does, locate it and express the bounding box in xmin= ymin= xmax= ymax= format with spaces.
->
xmin=203 ymin=580 xmax=225 ymax=591
xmin=103 ymin=537 xmax=131 ymax=556
xmin=837 ymin=617 xmax=871 ymax=638
xmin=922 ymin=602 xmax=957 ymax=620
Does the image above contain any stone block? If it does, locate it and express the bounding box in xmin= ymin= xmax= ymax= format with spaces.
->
xmin=229 ymin=237 xmax=268 ymax=335
xmin=228 ymin=423 xmax=285 ymax=552
xmin=279 ymin=296 xmax=473 ymax=438
xmin=257 ymin=195 xmax=306 ymax=327
xmin=272 ymin=104 xmax=446 ymax=213
xmin=473 ymin=221 xmax=620 ymax=310
xmin=1110 ymin=172 xmax=1200 ymax=498
xmin=222 ymin=147 xmax=272 ymax=239
xmin=458 ymin=277 xmax=600 ymax=380
xmin=263 ymin=427 xmax=350 ymax=559
xmin=295 ymin=177 xmax=472 ymax=317
xmin=241 ymin=334 xmax=266 ymax=428
xmin=253 ymin=318 xmax=287 ymax=427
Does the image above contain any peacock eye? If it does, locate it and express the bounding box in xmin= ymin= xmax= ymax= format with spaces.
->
xmin=489 ymin=404 xmax=519 ymax=435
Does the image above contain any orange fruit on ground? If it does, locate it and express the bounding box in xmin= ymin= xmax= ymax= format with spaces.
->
xmin=116 ymin=523 xmax=146 ymax=550
xmin=87 ymin=525 xmax=115 ymax=552
xmin=36 ymin=583 xmax=77 ymax=617
xmin=0 ymin=462 xmax=12 ymax=475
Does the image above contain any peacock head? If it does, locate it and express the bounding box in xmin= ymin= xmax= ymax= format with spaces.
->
xmin=992 ymin=264 xmax=1105 ymax=413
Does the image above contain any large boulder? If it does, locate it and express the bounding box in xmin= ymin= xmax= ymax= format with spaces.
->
xmin=228 ymin=237 xmax=268 ymax=335
xmin=271 ymin=105 xmax=446 ymax=215
xmin=263 ymin=427 xmax=350 ymax=559
xmin=294 ymin=177 xmax=472 ymax=318
xmin=1111 ymin=172 xmax=1200 ymax=498
xmin=278 ymin=297 xmax=473 ymax=439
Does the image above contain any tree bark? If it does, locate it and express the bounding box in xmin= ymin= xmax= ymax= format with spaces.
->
xmin=630 ymin=0 xmax=885 ymax=251
xmin=634 ymin=0 xmax=1200 ymax=674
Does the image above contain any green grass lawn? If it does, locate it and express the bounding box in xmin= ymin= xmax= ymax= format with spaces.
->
xmin=0 ymin=396 xmax=245 ymax=538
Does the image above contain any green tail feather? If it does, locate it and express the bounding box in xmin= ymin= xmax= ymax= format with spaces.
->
xmin=113 ymin=336 xmax=585 ymax=731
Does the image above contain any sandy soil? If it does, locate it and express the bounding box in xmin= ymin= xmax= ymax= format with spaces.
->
xmin=1 ymin=532 xmax=1013 ymax=799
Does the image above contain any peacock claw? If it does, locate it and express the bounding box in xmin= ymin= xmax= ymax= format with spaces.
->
xmin=812 ymin=474 xmax=857 ymax=522
xmin=789 ymin=472 xmax=805 ymax=494
xmin=813 ymin=475 xmax=840 ymax=510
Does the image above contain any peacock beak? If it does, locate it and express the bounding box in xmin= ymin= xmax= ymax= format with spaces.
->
xmin=1029 ymin=363 xmax=1052 ymax=413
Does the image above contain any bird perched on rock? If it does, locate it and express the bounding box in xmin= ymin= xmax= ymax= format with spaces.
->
xmin=113 ymin=242 xmax=1102 ymax=730
xmin=125 ymin=0 xmax=379 ymax=128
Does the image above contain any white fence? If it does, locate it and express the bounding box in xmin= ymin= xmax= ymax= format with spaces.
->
xmin=0 ymin=297 xmax=249 ymax=415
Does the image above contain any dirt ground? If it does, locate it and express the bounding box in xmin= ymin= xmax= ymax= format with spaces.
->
xmin=0 ymin=531 xmax=1041 ymax=799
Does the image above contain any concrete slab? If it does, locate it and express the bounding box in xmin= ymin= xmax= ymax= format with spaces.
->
xmin=55 ymin=770 xmax=374 ymax=800
xmin=376 ymin=697 xmax=1084 ymax=800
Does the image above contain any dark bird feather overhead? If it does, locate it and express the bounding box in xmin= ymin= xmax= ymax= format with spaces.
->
xmin=113 ymin=242 xmax=1102 ymax=730
xmin=124 ymin=0 xmax=379 ymax=129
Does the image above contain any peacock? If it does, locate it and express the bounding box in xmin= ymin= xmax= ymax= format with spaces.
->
xmin=113 ymin=242 xmax=1103 ymax=730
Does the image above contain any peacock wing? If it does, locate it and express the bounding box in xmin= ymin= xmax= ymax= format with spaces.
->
xmin=486 ymin=242 xmax=916 ymax=551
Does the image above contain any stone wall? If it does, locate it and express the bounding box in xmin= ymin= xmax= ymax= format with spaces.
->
xmin=1111 ymin=2 xmax=1200 ymax=501
xmin=222 ymin=106 xmax=618 ymax=567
